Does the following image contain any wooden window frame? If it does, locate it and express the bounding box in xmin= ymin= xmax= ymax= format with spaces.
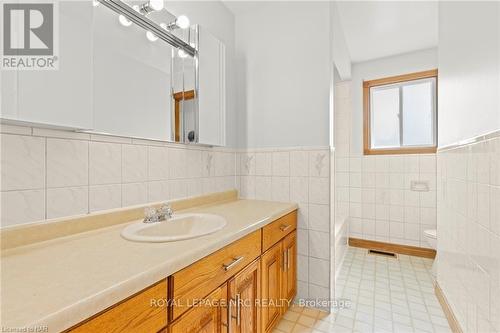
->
xmin=363 ymin=69 xmax=438 ymax=155
xmin=173 ymin=90 xmax=195 ymax=142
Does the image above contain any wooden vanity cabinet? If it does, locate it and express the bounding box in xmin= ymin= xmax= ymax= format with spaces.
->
xmin=228 ymin=259 xmax=261 ymax=333
xmin=260 ymin=230 xmax=297 ymax=333
xmin=67 ymin=280 xmax=167 ymax=333
xmin=169 ymin=285 xmax=227 ymax=333
xmin=70 ymin=210 xmax=297 ymax=333
xmin=281 ymin=231 xmax=297 ymax=311
xmin=260 ymin=242 xmax=283 ymax=332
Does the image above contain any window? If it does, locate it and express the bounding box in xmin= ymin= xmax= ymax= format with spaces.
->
xmin=363 ymin=69 xmax=437 ymax=155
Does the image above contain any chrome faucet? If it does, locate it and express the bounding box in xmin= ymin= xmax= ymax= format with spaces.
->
xmin=143 ymin=203 xmax=173 ymax=223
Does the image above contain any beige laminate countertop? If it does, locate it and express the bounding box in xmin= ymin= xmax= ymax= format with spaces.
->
xmin=1 ymin=198 xmax=297 ymax=333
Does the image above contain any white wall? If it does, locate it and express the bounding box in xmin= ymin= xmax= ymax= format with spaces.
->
xmin=350 ymin=48 xmax=438 ymax=154
xmin=234 ymin=2 xmax=331 ymax=149
xmin=330 ymin=2 xmax=351 ymax=80
xmin=438 ymin=1 xmax=500 ymax=146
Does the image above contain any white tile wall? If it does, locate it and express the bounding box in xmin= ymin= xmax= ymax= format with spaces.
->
xmin=334 ymin=80 xmax=437 ymax=249
xmin=0 ymin=125 xmax=238 ymax=227
xmin=237 ymin=147 xmax=331 ymax=304
xmin=437 ymin=134 xmax=500 ymax=333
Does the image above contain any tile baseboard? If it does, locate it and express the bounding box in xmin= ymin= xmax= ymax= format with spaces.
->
xmin=348 ymin=237 xmax=436 ymax=259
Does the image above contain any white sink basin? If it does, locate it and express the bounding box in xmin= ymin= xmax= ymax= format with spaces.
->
xmin=121 ymin=213 xmax=227 ymax=243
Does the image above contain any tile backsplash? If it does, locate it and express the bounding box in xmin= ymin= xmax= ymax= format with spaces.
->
xmin=437 ymin=134 xmax=500 ymax=332
xmin=0 ymin=125 xmax=237 ymax=227
xmin=236 ymin=146 xmax=331 ymax=304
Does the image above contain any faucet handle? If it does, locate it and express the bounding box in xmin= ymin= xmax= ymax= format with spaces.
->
xmin=158 ymin=203 xmax=174 ymax=220
xmin=143 ymin=206 xmax=159 ymax=223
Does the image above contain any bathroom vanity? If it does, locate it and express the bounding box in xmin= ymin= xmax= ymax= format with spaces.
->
xmin=0 ymin=191 xmax=297 ymax=333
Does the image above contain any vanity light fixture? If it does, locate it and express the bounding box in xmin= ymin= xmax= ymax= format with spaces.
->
xmin=177 ymin=49 xmax=188 ymax=58
xmin=118 ymin=5 xmax=138 ymax=27
xmin=119 ymin=14 xmax=132 ymax=26
xmin=139 ymin=0 xmax=164 ymax=15
xmin=165 ymin=15 xmax=190 ymax=30
xmin=146 ymin=31 xmax=158 ymax=42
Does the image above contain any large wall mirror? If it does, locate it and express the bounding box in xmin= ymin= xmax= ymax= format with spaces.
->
xmin=0 ymin=0 xmax=226 ymax=146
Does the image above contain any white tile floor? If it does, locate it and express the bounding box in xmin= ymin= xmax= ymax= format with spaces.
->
xmin=274 ymin=247 xmax=452 ymax=333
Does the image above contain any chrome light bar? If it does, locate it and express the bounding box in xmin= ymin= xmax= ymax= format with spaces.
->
xmin=97 ymin=0 xmax=197 ymax=57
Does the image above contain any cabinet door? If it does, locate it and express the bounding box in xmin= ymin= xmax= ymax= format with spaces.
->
xmin=260 ymin=242 xmax=283 ymax=333
xmin=281 ymin=231 xmax=297 ymax=311
xmin=170 ymin=285 xmax=226 ymax=333
xmin=228 ymin=259 xmax=260 ymax=333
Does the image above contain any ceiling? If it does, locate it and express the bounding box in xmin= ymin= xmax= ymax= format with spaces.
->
xmin=337 ymin=1 xmax=438 ymax=63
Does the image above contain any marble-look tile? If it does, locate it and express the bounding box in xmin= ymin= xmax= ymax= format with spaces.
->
xmin=290 ymin=177 xmax=309 ymax=204
xmin=122 ymin=182 xmax=148 ymax=206
xmin=309 ymin=257 xmax=329 ymax=288
xmin=308 ymin=204 xmax=329 ymax=232
xmin=297 ymin=203 xmax=309 ymax=229
xmin=185 ymin=178 xmax=202 ymax=197
xmin=309 ymin=230 xmax=329 ymax=260
xmin=201 ymin=177 xmax=216 ymax=195
xmin=122 ymin=144 xmax=147 ymax=183
xmin=255 ymin=152 xmax=273 ymax=176
xmin=290 ymin=151 xmax=309 ymax=177
xmin=272 ymin=176 xmax=290 ymax=202
xmin=147 ymin=180 xmax=170 ymax=203
xmin=309 ymin=178 xmax=329 ymax=204
xmin=47 ymin=187 xmax=88 ymax=219
xmin=89 ymin=141 xmax=121 ymax=185
xmin=309 ymin=151 xmax=329 ymax=178
xmin=47 ymin=138 xmax=88 ymax=188
xmin=169 ymin=179 xmax=189 ymax=199
xmin=1 ymin=134 xmax=45 ymax=191
xmin=168 ymin=148 xmax=187 ymax=180
xmin=297 ymin=254 xmax=309 ymax=281
xmin=240 ymin=153 xmax=255 ymax=176
xmin=255 ymin=176 xmax=272 ymax=201
xmin=297 ymin=229 xmax=309 ymax=256
xmin=0 ymin=189 xmax=45 ymax=226
xmin=148 ymin=146 xmax=169 ymax=181
xmin=215 ymin=152 xmax=235 ymax=177
xmin=272 ymin=151 xmax=290 ymax=176
xmin=89 ymin=184 xmax=121 ymax=212
xmin=201 ymin=151 xmax=215 ymax=177
xmin=188 ymin=150 xmax=205 ymax=179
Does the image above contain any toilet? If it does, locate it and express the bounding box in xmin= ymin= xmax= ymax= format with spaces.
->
xmin=423 ymin=229 xmax=437 ymax=277
xmin=423 ymin=229 xmax=437 ymax=249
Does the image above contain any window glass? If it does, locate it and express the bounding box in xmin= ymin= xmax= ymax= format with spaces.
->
xmin=402 ymin=80 xmax=434 ymax=146
xmin=371 ymin=87 xmax=400 ymax=148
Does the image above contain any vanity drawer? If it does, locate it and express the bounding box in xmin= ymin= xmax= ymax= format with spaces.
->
xmin=262 ymin=211 xmax=297 ymax=251
xmin=170 ymin=230 xmax=261 ymax=320
xmin=69 ymin=280 xmax=167 ymax=333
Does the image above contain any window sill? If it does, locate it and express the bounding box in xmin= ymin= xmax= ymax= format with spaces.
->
xmin=363 ymin=146 xmax=437 ymax=155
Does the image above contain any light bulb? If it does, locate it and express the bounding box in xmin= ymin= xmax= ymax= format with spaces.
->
xmin=178 ymin=49 xmax=188 ymax=58
xmin=119 ymin=15 xmax=132 ymax=27
xmin=132 ymin=5 xmax=139 ymax=12
xmin=146 ymin=31 xmax=158 ymax=42
xmin=92 ymin=0 xmax=100 ymax=7
xmin=176 ymin=15 xmax=190 ymax=29
xmin=149 ymin=0 xmax=164 ymax=11
xmin=160 ymin=23 xmax=167 ymax=30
